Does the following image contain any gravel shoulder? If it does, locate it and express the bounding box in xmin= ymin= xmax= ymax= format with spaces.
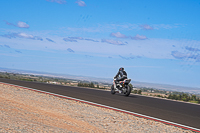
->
xmin=0 ymin=84 xmax=194 ymax=133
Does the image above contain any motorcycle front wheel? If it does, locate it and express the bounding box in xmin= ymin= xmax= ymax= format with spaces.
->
xmin=111 ymin=85 xmax=115 ymax=94
xmin=124 ymin=85 xmax=131 ymax=96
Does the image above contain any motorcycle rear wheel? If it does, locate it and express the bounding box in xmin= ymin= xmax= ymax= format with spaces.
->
xmin=124 ymin=85 xmax=131 ymax=96
xmin=111 ymin=85 xmax=115 ymax=94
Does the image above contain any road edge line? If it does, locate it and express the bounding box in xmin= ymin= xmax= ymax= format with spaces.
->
xmin=0 ymin=81 xmax=199 ymax=132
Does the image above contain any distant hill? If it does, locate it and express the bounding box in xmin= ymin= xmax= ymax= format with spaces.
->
xmin=0 ymin=67 xmax=113 ymax=84
xmin=132 ymin=81 xmax=200 ymax=94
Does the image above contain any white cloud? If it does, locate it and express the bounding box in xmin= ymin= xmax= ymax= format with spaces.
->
xmin=46 ymin=38 xmax=55 ymax=43
xmin=63 ymin=38 xmax=77 ymax=42
xmin=4 ymin=45 xmax=10 ymax=48
xmin=109 ymin=23 xmax=138 ymax=30
xmin=140 ymin=24 xmax=153 ymax=30
xmin=171 ymin=51 xmax=200 ymax=62
xmin=17 ymin=33 xmax=43 ymax=40
xmin=84 ymin=38 xmax=99 ymax=42
xmin=171 ymin=51 xmax=189 ymax=59
xmin=101 ymin=39 xmax=127 ymax=45
xmin=76 ymin=0 xmax=86 ymax=6
xmin=63 ymin=37 xmax=84 ymax=42
xmin=185 ymin=46 xmax=200 ymax=52
xmin=66 ymin=23 xmax=138 ymax=33
xmin=2 ymin=32 xmax=200 ymax=62
xmin=46 ymin=0 xmax=66 ymax=4
xmin=131 ymin=34 xmax=148 ymax=40
xmin=17 ymin=21 xmax=30 ymax=28
xmin=66 ymin=23 xmax=184 ymax=35
xmin=68 ymin=37 xmax=83 ymax=40
xmin=15 ymin=50 xmax=22 ymax=53
xmin=67 ymin=48 xmax=75 ymax=53
xmin=18 ymin=33 xmax=34 ymax=39
xmin=4 ymin=21 xmax=29 ymax=28
xmin=1 ymin=32 xmax=43 ymax=41
xmin=152 ymin=24 xmax=178 ymax=29
xmin=110 ymin=32 xmax=127 ymax=38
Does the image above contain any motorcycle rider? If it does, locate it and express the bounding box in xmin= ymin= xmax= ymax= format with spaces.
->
xmin=114 ymin=67 xmax=127 ymax=89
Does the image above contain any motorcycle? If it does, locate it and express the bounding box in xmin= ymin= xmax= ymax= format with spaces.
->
xmin=111 ymin=78 xmax=132 ymax=96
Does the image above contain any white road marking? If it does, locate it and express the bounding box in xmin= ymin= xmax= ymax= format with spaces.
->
xmin=0 ymin=81 xmax=199 ymax=132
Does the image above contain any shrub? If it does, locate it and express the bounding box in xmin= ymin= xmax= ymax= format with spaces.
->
xmin=137 ymin=90 xmax=142 ymax=94
xmin=133 ymin=90 xmax=137 ymax=94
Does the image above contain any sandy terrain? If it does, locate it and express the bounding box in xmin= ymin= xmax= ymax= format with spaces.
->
xmin=0 ymin=83 xmax=194 ymax=133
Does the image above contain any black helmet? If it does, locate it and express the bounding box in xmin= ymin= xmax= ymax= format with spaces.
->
xmin=119 ymin=67 xmax=124 ymax=71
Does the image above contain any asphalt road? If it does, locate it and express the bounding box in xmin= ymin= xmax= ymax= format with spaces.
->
xmin=1 ymin=78 xmax=200 ymax=129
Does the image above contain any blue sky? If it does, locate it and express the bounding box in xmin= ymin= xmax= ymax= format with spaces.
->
xmin=0 ymin=0 xmax=200 ymax=88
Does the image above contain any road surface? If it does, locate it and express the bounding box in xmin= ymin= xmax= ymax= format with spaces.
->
xmin=0 ymin=78 xmax=200 ymax=130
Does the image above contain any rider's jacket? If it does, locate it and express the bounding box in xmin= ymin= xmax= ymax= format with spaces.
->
xmin=114 ymin=70 xmax=127 ymax=81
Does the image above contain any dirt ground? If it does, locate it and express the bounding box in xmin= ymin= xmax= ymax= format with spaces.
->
xmin=0 ymin=83 xmax=194 ymax=133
